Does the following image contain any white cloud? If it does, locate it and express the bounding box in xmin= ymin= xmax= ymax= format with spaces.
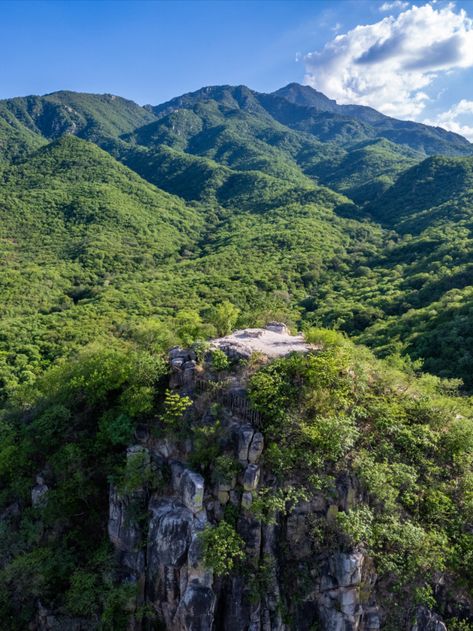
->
xmin=380 ymin=1 xmax=409 ymax=12
xmin=423 ymin=99 xmax=473 ymax=140
xmin=303 ymin=3 xmax=473 ymax=119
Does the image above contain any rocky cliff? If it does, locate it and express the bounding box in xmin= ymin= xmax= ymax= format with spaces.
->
xmin=106 ymin=333 xmax=461 ymax=631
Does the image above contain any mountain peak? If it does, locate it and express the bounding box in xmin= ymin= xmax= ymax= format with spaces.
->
xmin=272 ymin=83 xmax=339 ymax=111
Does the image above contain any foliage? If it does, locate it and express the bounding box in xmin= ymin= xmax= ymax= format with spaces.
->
xmin=248 ymin=338 xmax=473 ymax=608
xmin=160 ymin=390 xmax=192 ymax=433
xmin=1 ymin=82 xmax=473 ymax=626
xmin=210 ymin=349 xmax=230 ymax=372
xmin=208 ymin=301 xmax=240 ymax=337
xmin=211 ymin=454 xmax=240 ymax=484
xmin=199 ymin=520 xmax=245 ymax=576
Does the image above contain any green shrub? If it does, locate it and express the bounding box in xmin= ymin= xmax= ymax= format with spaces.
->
xmin=199 ymin=521 xmax=245 ymax=575
xmin=304 ymin=327 xmax=346 ymax=348
xmin=210 ymin=349 xmax=230 ymax=372
xmin=161 ymin=390 xmax=192 ymax=432
xmin=211 ymin=454 xmax=239 ymax=484
xmin=208 ymin=301 xmax=240 ymax=336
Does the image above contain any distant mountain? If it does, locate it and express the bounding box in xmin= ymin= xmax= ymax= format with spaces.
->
xmin=1 ymin=82 xmax=473 ymax=391
xmin=150 ymin=83 xmax=473 ymax=156
xmin=272 ymin=82 xmax=473 ymax=155
xmin=0 ymin=90 xmax=156 ymax=161
xmin=2 ymin=82 xmax=473 ymax=629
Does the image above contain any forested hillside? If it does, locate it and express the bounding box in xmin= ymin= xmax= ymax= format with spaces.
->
xmin=1 ymin=83 xmax=473 ymax=630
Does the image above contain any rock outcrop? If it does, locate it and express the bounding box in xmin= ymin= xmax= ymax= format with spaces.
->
xmin=107 ymin=341 xmax=454 ymax=631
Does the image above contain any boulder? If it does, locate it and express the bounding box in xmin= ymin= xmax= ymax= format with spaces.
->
xmin=265 ymin=322 xmax=289 ymax=334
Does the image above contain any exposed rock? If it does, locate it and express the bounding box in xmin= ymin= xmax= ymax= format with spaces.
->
xmin=243 ymin=464 xmax=260 ymax=491
xmin=36 ymin=601 xmax=97 ymax=630
xmin=182 ymin=360 xmax=197 ymax=386
xmin=265 ymin=322 xmax=289 ymax=334
xmin=286 ymin=510 xmax=312 ymax=559
xmin=329 ymin=552 xmax=364 ymax=588
xmin=237 ymin=514 xmax=262 ymax=565
xmin=316 ymin=552 xmax=369 ymax=631
xmin=180 ymin=469 xmax=204 ymax=513
xmin=108 ymin=485 xmax=145 ymax=577
xmin=217 ymin=489 xmax=230 ymax=505
xmin=148 ymin=500 xmax=195 ymax=568
xmin=411 ymin=607 xmax=448 ymax=631
xmin=237 ymin=425 xmax=255 ymax=463
xmin=31 ymin=474 xmax=49 ymax=507
xmin=104 ymin=344 xmax=399 ymax=630
xmin=248 ymin=432 xmax=264 ymax=464
xmin=175 ymin=584 xmax=216 ymax=631
xmin=211 ymin=326 xmax=310 ymax=359
xmin=241 ymin=491 xmax=253 ymax=510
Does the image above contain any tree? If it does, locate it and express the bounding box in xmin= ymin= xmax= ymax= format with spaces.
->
xmin=209 ymin=301 xmax=240 ymax=337
xmin=175 ymin=310 xmax=204 ymax=346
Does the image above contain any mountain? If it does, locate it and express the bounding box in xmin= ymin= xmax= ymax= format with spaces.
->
xmin=1 ymin=83 xmax=473 ymax=630
xmin=0 ymin=90 xmax=156 ymax=141
xmin=273 ymin=82 xmax=473 ymax=155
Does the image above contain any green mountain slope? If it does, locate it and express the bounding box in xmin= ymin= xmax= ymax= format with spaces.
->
xmin=0 ymin=90 xmax=156 ymax=144
xmin=1 ymin=83 xmax=473 ymax=630
xmin=1 ymin=83 xmax=473 ymax=392
xmin=273 ymin=82 xmax=473 ymax=156
xmin=0 ymin=136 xmax=205 ymax=395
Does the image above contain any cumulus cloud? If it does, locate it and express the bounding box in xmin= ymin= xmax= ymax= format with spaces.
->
xmin=379 ymin=1 xmax=409 ymax=12
xmin=303 ymin=3 xmax=473 ymax=119
xmin=423 ymin=100 xmax=473 ymax=140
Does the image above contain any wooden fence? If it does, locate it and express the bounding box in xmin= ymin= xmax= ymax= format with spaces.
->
xmin=195 ymin=376 xmax=262 ymax=426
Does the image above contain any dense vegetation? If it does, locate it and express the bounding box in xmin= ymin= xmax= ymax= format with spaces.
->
xmin=1 ymin=82 xmax=473 ymax=627
xmin=248 ymin=334 xmax=473 ymax=628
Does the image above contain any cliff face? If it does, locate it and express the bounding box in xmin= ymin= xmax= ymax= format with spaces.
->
xmin=104 ymin=337 xmax=470 ymax=631
xmin=105 ymin=344 xmax=417 ymax=631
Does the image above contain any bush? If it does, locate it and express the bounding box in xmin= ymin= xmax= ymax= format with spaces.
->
xmin=161 ymin=390 xmax=192 ymax=432
xmin=210 ymin=349 xmax=230 ymax=372
xmin=208 ymin=301 xmax=240 ymax=336
xmin=211 ymin=454 xmax=239 ymax=484
xmin=304 ymin=327 xmax=346 ymax=348
xmin=199 ymin=521 xmax=245 ymax=575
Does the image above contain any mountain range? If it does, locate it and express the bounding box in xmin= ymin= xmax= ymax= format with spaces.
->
xmin=1 ymin=82 xmax=473 ymax=394
xmin=2 ymin=82 xmax=473 ymax=630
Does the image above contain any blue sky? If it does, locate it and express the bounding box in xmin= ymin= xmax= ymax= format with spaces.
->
xmin=1 ymin=0 xmax=473 ymax=138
